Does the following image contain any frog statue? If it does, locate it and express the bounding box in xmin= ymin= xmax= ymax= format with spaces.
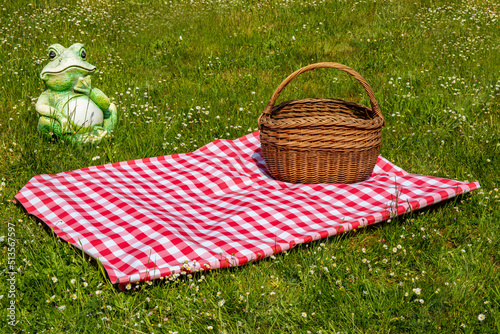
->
xmin=35 ymin=43 xmax=117 ymax=144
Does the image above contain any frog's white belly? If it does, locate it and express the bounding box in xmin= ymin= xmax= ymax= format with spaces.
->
xmin=64 ymin=96 xmax=103 ymax=128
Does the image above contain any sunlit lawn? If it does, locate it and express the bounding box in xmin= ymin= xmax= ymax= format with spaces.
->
xmin=0 ymin=0 xmax=499 ymax=333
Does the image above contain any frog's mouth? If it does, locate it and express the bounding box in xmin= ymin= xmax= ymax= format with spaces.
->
xmin=41 ymin=65 xmax=96 ymax=80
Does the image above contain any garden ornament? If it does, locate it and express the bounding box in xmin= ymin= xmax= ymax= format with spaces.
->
xmin=35 ymin=43 xmax=117 ymax=144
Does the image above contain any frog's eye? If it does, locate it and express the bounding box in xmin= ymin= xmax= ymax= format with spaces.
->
xmin=81 ymin=49 xmax=87 ymax=59
xmin=49 ymin=50 xmax=57 ymax=59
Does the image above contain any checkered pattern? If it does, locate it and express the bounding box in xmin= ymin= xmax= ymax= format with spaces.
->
xmin=15 ymin=131 xmax=480 ymax=284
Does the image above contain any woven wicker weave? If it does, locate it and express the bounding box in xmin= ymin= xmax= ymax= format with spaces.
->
xmin=258 ymin=62 xmax=385 ymax=184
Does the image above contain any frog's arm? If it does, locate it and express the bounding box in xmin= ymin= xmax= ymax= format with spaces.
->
xmin=102 ymin=102 xmax=117 ymax=131
xmin=89 ymin=87 xmax=111 ymax=111
xmin=35 ymin=91 xmax=70 ymax=132
xmin=74 ymin=76 xmax=111 ymax=111
xmin=73 ymin=76 xmax=116 ymax=131
xmin=35 ymin=92 xmax=56 ymax=117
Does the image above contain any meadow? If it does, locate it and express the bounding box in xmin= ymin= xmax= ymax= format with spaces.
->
xmin=0 ymin=0 xmax=499 ymax=332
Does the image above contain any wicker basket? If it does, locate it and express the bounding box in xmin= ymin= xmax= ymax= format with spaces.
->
xmin=258 ymin=62 xmax=385 ymax=184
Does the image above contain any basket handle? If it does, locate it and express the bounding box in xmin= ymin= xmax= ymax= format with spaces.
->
xmin=262 ymin=62 xmax=383 ymax=120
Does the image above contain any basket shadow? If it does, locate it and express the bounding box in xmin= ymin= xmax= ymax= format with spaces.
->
xmin=251 ymin=147 xmax=273 ymax=178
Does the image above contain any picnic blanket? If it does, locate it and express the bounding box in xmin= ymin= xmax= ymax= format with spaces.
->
xmin=15 ymin=131 xmax=479 ymax=284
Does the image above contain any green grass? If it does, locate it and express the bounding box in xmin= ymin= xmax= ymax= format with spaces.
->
xmin=1 ymin=0 xmax=499 ymax=332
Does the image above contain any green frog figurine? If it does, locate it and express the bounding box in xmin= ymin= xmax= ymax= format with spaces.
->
xmin=36 ymin=43 xmax=117 ymax=144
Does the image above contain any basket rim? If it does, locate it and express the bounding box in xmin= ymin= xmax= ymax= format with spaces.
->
xmin=258 ymin=98 xmax=385 ymax=130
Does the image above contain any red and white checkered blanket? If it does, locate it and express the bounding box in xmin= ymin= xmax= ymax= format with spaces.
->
xmin=15 ymin=132 xmax=479 ymax=284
